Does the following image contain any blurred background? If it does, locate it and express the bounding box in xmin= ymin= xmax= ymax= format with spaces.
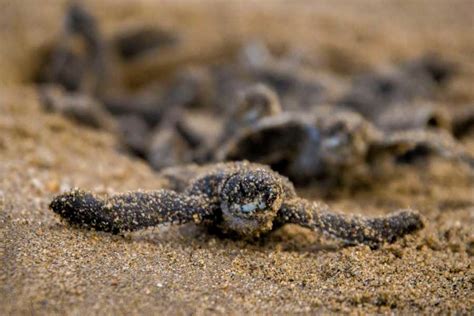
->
xmin=1 ymin=0 xmax=473 ymax=189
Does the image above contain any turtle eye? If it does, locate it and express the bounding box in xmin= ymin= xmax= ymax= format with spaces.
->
xmin=323 ymin=131 xmax=351 ymax=151
xmin=240 ymin=202 xmax=259 ymax=213
xmin=323 ymin=135 xmax=344 ymax=148
xmin=238 ymin=198 xmax=268 ymax=213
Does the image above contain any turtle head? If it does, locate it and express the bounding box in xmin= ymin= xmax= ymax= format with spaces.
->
xmin=319 ymin=112 xmax=378 ymax=167
xmin=219 ymin=168 xmax=283 ymax=237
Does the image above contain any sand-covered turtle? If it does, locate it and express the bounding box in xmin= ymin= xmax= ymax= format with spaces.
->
xmin=50 ymin=161 xmax=424 ymax=248
xmin=219 ymin=92 xmax=474 ymax=182
xmin=37 ymin=3 xmax=108 ymax=95
xmin=337 ymin=54 xmax=456 ymax=119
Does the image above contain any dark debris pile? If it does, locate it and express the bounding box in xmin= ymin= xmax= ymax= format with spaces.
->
xmin=37 ymin=4 xmax=474 ymax=187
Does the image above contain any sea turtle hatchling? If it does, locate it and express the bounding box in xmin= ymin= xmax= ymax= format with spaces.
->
xmin=219 ymin=94 xmax=474 ymax=182
xmin=50 ymin=161 xmax=424 ymax=248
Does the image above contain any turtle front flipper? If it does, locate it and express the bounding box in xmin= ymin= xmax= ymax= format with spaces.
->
xmin=369 ymin=129 xmax=474 ymax=168
xmin=50 ymin=189 xmax=216 ymax=233
xmin=276 ymin=198 xmax=424 ymax=248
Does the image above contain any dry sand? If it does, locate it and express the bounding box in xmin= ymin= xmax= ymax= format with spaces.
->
xmin=1 ymin=0 xmax=473 ymax=314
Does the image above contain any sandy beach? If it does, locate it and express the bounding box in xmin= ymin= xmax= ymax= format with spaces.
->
xmin=1 ymin=1 xmax=473 ymax=314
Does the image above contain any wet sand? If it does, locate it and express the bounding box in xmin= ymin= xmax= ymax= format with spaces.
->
xmin=1 ymin=1 xmax=473 ymax=314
